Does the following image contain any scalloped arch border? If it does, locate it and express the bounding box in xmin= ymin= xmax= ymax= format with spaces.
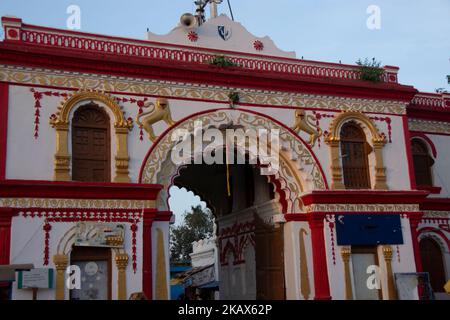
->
xmin=139 ymin=108 xmax=328 ymax=214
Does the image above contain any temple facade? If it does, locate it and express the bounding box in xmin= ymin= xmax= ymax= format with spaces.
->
xmin=0 ymin=6 xmax=449 ymax=300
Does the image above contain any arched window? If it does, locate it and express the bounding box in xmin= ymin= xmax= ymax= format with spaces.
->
xmin=340 ymin=122 xmax=371 ymax=189
xmin=419 ymin=238 xmax=446 ymax=292
xmin=411 ymin=139 xmax=434 ymax=187
xmin=72 ymin=103 xmax=111 ymax=182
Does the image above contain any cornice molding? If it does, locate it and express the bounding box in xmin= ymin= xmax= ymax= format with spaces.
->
xmin=0 ymin=64 xmax=408 ymax=115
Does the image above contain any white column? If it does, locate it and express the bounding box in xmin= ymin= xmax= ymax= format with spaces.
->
xmin=210 ymin=1 xmax=219 ymax=19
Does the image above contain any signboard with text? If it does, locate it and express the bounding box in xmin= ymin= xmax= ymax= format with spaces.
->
xmin=17 ymin=268 xmax=54 ymax=289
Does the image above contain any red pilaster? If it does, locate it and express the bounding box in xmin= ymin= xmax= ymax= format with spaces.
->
xmin=308 ymin=212 xmax=331 ymax=300
xmin=0 ymin=82 xmax=9 ymax=181
xmin=409 ymin=212 xmax=424 ymax=272
xmin=0 ymin=208 xmax=13 ymax=265
xmin=142 ymin=210 xmax=154 ymax=300
xmin=402 ymin=115 xmax=416 ymax=190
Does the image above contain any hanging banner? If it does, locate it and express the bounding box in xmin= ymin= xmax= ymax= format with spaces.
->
xmin=335 ymin=214 xmax=403 ymax=246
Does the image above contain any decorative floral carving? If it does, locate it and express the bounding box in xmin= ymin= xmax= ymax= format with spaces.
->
xmin=253 ymin=40 xmax=264 ymax=51
xmin=326 ymin=215 xmax=336 ymax=265
xmin=43 ymin=221 xmax=52 ymax=265
xmin=312 ymin=112 xmax=334 ymax=148
xmin=30 ymin=88 xmax=69 ymax=139
xmin=130 ymin=222 xmax=138 ymax=273
xmin=305 ymin=203 xmax=420 ymax=213
xmin=140 ymin=110 xmax=327 ymax=214
xmin=370 ymin=116 xmax=392 ymax=143
xmin=219 ymin=220 xmax=255 ymax=265
xmin=116 ymin=96 xmax=148 ymax=141
xmin=187 ymin=31 xmax=199 ymax=42
xmin=0 ymin=198 xmax=154 ymax=209
xmin=0 ymin=66 xmax=407 ymax=115
xmin=409 ymin=119 xmax=450 ymax=135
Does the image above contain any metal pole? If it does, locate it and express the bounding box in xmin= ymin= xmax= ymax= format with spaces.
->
xmin=227 ymin=0 xmax=234 ymax=21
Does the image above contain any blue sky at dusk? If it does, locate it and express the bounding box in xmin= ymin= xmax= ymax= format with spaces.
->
xmin=1 ymin=0 xmax=449 ymax=221
xmin=0 ymin=0 xmax=449 ymax=92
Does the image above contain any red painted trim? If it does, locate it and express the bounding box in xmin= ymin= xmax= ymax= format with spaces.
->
xmin=0 ymin=180 xmax=163 ymax=200
xmin=417 ymin=226 xmax=450 ymax=251
xmin=0 ymin=83 xmax=8 ymax=182
xmin=403 ymin=116 xmax=417 ymax=190
xmin=9 ymin=20 xmax=398 ymax=73
xmin=0 ymin=208 xmax=14 ymax=265
xmin=407 ymin=131 xmax=450 ymax=137
xmin=416 ymin=186 xmax=441 ymax=195
xmin=308 ymin=213 xmax=331 ymax=300
xmin=301 ymin=190 xmax=429 ymax=206
xmin=285 ymin=214 xmax=310 ymax=222
xmin=139 ymin=209 xmax=172 ymax=298
xmin=409 ymin=212 xmax=423 ymax=272
xmin=0 ymin=42 xmax=418 ymax=102
xmin=408 ymin=108 xmax=450 ymax=123
xmin=138 ymin=108 xmax=329 ymax=190
xmin=409 ymin=132 xmax=437 ymax=158
xmin=421 ymin=198 xmax=450 ymax=211
xmin=144 ymin=211 xmax=173 ymax=222
xmin=1 ymin=17 xmax=22 ymax=24
xmin=142 ymin=209 xmax=153 ymax=300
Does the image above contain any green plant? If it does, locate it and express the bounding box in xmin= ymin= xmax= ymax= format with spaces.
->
xmin=228 ymin=91 xmax=240 ymax=106
xmin=209 ymin=55 xmax=237 ymax=67
xmin=170 ymin=205 xmax=214 ymax=264
xmin=356 ymin=58 xmax=385 ymax=83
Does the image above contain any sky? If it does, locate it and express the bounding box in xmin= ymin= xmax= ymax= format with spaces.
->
xmin=168 ymin=186 xmax=207 ymax=226
xmin=1 ymin=0 xmax=449 ymax=222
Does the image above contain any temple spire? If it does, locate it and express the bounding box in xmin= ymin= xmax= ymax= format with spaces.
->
xmin=194 ymin=0 xmax=222 ymax=24
xmin=209 ymin=0 xmax=222 ymax=19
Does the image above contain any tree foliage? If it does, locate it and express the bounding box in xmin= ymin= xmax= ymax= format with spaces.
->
xmin=356 ymin=57 xmax=385 ymax=83
xmin=170 ymin=205 xmax=214 ymax=264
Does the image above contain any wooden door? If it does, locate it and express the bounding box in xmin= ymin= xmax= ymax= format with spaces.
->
xmin=255 ymin=215 xmax=285 ymax=300
xmin=72 ymin=103 xmax=111 ymax=182
xmin=420 ymin=238 xmax=446 ymax=292
xmin=340 ymin=123 xmax=371 ymax=189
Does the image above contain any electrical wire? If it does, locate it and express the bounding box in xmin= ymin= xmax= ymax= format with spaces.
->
xmin=227 ymin=0 xmax=235 ymax=21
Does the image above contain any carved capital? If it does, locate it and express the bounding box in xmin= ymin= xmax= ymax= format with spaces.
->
xmin=340 ymin=246 xmax=351 ymax=262
xmin=382 ymin=245 xmax=393 ymax=261
xmin=115 ymin=253 xmax=129 ymax=270
xmin=53 ymin=254 xmax=69 ymax=270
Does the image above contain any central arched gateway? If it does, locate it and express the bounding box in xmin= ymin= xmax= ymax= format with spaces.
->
xmin=139 ymin=109 xmax=327 ymax=300
xmin=140 ymin=109 xmax=328 ymax=211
